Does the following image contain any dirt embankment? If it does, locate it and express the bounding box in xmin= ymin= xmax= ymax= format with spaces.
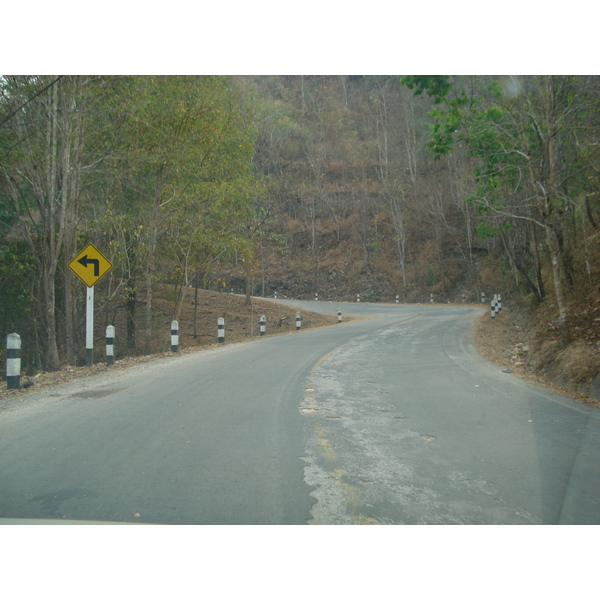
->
xmin=472 ymin=306 xmax=600 ymax=408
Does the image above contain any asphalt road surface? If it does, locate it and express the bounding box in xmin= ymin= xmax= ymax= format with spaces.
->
xmin=1 ymin=301 xmax=599 ymax=524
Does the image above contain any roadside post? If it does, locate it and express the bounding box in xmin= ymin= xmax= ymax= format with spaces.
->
xmin=260 ymin=315 xmax=266 ymax=336
xmin=6 ymin=333 xmax=21 ymax=390
xmin=86 ymin=286 xmax=94 ymax=365
xmin=396 ymin=295 xmax=399 ymax=304
xmin=171 ymin=321 xmax=179 ymax=352
xmin=296 ymin=312 xmax=301 ymax=331
xmin=218 ymin=317 xmax=225 ymax=343
xmin=491 ymin=294 xmax=499 ymax=318
xmin=356 ymin=294 xmax=361 ymax=303
xmin=337 ymin=309 xmax=342 ymax=323
xmin=68 ymin=244 xmax=113 ymax=366
xmin=106 ymin=325 xmax=115 ymax=365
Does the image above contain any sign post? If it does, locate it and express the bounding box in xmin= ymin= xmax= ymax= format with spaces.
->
xmin=68 ymin=244 xmax=113 ymax=366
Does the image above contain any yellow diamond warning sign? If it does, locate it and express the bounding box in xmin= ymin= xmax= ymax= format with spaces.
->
xmin=68 ymin=244 xmax=113 ymax=287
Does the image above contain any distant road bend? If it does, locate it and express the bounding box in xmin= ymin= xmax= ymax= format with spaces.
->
xmin=1 ymin=300 xmax=599 ymax=524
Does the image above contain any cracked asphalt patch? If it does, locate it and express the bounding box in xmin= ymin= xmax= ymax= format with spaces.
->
xmin=300 ymin=320 xmax=538 ymax=524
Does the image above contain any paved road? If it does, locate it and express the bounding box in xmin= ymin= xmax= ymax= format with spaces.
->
xmin=1 ymin=301 xmax=599 ymax=524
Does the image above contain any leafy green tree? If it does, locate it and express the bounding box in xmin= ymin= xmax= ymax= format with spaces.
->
xmin=402 ymin=75 xmax=600 ymax=321
xmin=0 ymin=76 xmax=100 ymax=369
xmin=96 ymin=76 xmax=263 ymax=353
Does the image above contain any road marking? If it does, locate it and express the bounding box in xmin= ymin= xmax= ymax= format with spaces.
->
xmin=302 ymin=312 xmax=425 ymax=523
xmin=389 ymin=314 xmax=423 ymax=328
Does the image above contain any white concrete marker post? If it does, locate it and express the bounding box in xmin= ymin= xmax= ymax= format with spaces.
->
xmin=218 ymin=317 xmax=225 ymax=343
xmin=171 ymin=320 xmax=179 ymax=352
xmin=337 ymin=308 xmax=342 ymax=323
xmin=260 ymin=315 xmax=266 ymax=336
xmin=106 ymin=325 xmax=115 ymax=365
xmin=6 ymin=333 xmax=21 ymax=389
xmin=296 ymin=312 xmax=301 ymax=331
xmin=491 ymin=294 xmax=498 ymax=318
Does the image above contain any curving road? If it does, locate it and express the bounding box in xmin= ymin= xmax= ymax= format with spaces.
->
xmin=1 ymin=301 xmax=599 ymax=524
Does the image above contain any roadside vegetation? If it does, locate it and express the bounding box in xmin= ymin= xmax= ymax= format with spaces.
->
xmin=1 ymin=76 xmax=599 ymax=397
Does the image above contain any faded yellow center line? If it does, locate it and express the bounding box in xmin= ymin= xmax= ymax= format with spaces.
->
xmin=302 ymin=313 xmax=424 ymax=522
xmin=389 ymin=313 xmax=423 ymax=328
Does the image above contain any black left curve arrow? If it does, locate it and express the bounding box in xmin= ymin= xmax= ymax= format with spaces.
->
xmin=78 ymin=255 xmax=100 ymax=276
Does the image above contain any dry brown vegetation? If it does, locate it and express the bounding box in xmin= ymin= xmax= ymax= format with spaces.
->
xmin=473 ymin=301 xmax=600 ymax=408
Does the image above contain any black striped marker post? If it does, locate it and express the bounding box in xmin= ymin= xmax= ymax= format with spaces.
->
xmin=430 ymin=293 xmax=434 ymax=303
xmin=481 ymin=292 xmax=486 ymax=304
xmin=491 ymin=295 xmax=499 ymax=318
xmin=218 ymin=317 xmax=225 ymax=343
xmin=314 ymin=293 xmax=318 ymax=301
xmin=337 ymin=308 xmax=342 ymax=323
xmin=106 ymin=325 xmax=115 ymax=365
xmin=6 ymin=333 xmax=21 ymax=390
xmin=296 ymin=312 xmax=301 ymax=331
xmin=356 ymin=294 xmax=361 ymax=303
xmin=396 ymin=295 xmax=399 ymax=304
xmin=171 ymin=320 xmax=179 ymax=352
xmin=260 ymin=315 xmax=266 ymax=336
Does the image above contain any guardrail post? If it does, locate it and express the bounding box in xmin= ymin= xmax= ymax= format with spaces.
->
xmin=6 ymin=333 xmax=21 ymax=390
xmin=106 ymin=325 xmax=115 ymax=365
xmin=171 ymin=320 xmax=179 ymax=352
xmin=296 ymin=312 xmax=301 ymax=331
xmin=260 ymin=315 xmax=266 ymax=336
xmin=218 ymin=317 xmax=225 ymax=343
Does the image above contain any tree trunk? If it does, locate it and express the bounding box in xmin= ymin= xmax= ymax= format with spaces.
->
xmin=545 ymin=224 xmax=568 ymax=323
xmin=43 ymin=266 xmax=60 ymax=371
xmin=43 ymin=80 xmax=61 ymax=371
xmin=126 ymin=278 xmax=136 ymax=350
xmin=145 ymin=171 xmax=163 ymax=355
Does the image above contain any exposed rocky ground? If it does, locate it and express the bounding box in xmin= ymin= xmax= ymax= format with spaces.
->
xmin=473 ymin=306 xmax=600 ymax=408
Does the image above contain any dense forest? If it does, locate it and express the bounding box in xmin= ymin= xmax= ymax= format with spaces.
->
xmin=2 ymin=75 xmax=600 ymax=382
